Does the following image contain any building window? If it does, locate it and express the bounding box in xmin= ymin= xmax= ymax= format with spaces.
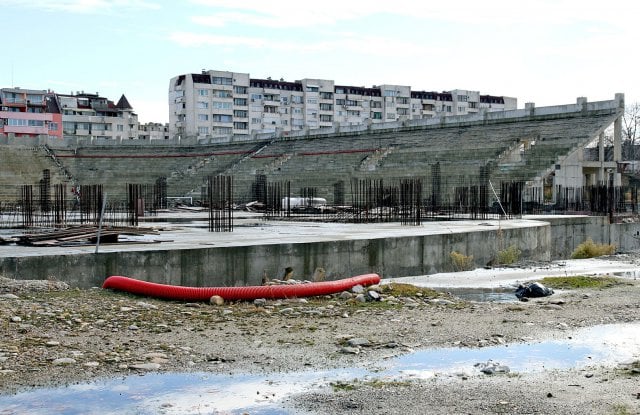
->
xmin=251 ymin=94 xmax=263 ymax=101
xmin=234 ymin=86 xmax=247 ymax=94
xmin=457 ymin=95 xmax=468 ymax=102
xmin=320 ymin=103 xmax=333 ymax=111
xmin=198 ymin=126 xmax=209 ymax=135
xmin=458 ymin=106 xmax=465 ymax=113
xmin=307 ymin=98 xmax=317 ymax=104
xmin=251 ymin=118 xmax=261 ymax=124
xmin=48 ymin=122 xmax=58 ymax=131
xmin=335 ymin=87 xmax=345 ymax=94
xmin=197 ymin=101 xmax=208 ymax=109
xmin=347 ymin=110 xmax=360 ymax=117
xmin=346 ymin=99 xmax=358 ymax=107
xmin=336 ymin=99 xmax=346 ymax=106
xmin=215 ymin=127 xmax=233 ymax=134
xmin=213 ymin=102 xmax=232 ymax=110
xmin=214 ymin=90 xmax=232 ymax=98
xmin=386 ymin=113 xmax=396 ymax=119
xmin=198 ymin=89 xmax=208 ymax=96
xmin=320 ymin=92 xmax=333 ymax=99
xmin=371 ymin=112 xmax=382 ymax=120
xmin=212 ymin=114 xmax=233 ymax=123
xmin=291 ymin=96 xmax=303 ymax=104
xmin=198 ymin=114 xmax=209 ymax=121
xmin=212 ymin=76 xmax=232 ymax=85
xmin=8 ymin=119 xmax=27 ymax=126
xmin=320 ymin=114 xmax=332 ymax=122
xmin=233 ymin=122 xmax=248 ymax=130
xmin=398 ymin=108 xmax=409 ymax=115
xmin=117 ymin=124 xmax=124 ymax=131
xmin=234 ymin=110 xmax=248 ymax=118
xmin=384 ymin=90 xmax=397 ymax=97
xmin=234 ymin=98 xmax=247 ymax=106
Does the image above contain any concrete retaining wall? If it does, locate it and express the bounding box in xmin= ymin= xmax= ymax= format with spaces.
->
xmin=0 ymin=222 xmax=549 ymax=288
xmin=544 ymin=216 xmax=640 ymax=258
xmin=2 ymin=216 xmax=638 ymax=289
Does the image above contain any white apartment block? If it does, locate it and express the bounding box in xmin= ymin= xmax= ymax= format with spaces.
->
xmin=58 ymin=92 xmax=139 ymax=140
xmin=138 ymin=122 xmax=170 ymax=140
xmin=168 ymin=70 xmax=517 ymax=140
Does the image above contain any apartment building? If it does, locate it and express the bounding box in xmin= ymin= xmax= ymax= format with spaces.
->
xmin=138 ymin=122 xmax=170 ymax=140
xmin=168 ymin=70 xmax=517 ymax=140
xmin=58 ymin=92 xmax=139 ymax=140
xmin=0 ymin=88 xmax=62 ymax=138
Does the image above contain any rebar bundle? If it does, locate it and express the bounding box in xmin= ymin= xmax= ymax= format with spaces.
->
xmin=208 ymin=175 xmax=233 ymax=232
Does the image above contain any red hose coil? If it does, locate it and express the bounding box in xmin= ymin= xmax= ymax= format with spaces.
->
xmin=102 ymin=274 xmax=381 ymax=301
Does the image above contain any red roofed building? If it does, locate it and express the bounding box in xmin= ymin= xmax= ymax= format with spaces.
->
xmin=0 ymin=88 xmax=62 ymax=138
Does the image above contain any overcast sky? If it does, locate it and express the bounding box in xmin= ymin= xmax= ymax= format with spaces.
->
xmin=1 ymin=0 xmax=637 ymax=123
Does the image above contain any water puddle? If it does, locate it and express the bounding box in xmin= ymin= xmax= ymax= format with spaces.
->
xmin=1 ymin=323 xmax=638 ymax=414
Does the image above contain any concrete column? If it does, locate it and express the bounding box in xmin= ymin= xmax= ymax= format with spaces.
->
xmin=614 ymin=115 xmax=622 ymax=162
xmin=614 ymin=115 xmax=622 ymax=186
xmin=598 ymin=132 xmax=605 ymax=184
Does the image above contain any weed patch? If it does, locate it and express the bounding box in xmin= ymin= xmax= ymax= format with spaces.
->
xmin=538 ymin=276 xmax=623 ymax=290
xmin=571 ymin=238 xmax=616 ymax=259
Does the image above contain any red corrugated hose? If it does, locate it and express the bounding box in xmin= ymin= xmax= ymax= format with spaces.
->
xmin=102 ymin=274 xmax=381 ymax=301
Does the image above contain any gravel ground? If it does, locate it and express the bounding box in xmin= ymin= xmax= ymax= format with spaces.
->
xmin=0 ymin=268 xmax=639 ymax=414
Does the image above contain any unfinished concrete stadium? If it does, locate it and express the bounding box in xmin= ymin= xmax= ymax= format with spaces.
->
xmin=0 ymin=94 xmax=638 ymax=287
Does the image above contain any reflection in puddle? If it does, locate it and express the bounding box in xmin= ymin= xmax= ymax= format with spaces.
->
xmin=613 ymin=271 xmax=640 ymax=280
xmin=0 ymin=324 xmax=638 ymax=414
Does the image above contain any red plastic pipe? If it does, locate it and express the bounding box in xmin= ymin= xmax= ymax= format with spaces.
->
xmin=102 ymin=274 xmax=381 ymax=301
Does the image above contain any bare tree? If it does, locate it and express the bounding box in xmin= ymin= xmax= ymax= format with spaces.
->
xmin=622 ymin=102 xmax=640 ymax=160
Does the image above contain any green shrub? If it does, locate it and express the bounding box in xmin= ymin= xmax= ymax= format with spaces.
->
xmin=496 ymin=245 xmax=521 ymax=265
xmin=571 ymin=238 xmax=616 ymax=259
xmin=450 ymin=251 xmax=474 ymax=271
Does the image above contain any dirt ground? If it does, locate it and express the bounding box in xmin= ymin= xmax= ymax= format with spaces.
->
xmin=0 ymin=266 xmax=639 ymax=414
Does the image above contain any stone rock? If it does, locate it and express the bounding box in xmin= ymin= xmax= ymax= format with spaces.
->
xmin=367 ymin=291 xmax=381 ymax=301
xmin=339 ymin=291 xmax=352 ymax=300
xmin=347 ymin=338 xmax=371 ymax=347
xmin=128 ymin=324 xmax=139 ymax=330
xmin=209 ymin=295 xmax=224 ymax=306
xmin=45 ymin=341 xmax=60 ymax=347
xmin=340 ymin=346 xmax=360 ymax=354
xmin=120 ymin=307 xmax=133 ymax=312
xmin=355 ymin=294 xmax=367 ymax=303
xmin=351 ymin=285 xmax=364 ymax=294
xmin=143 ymin=352 xmax=168 ymax=360
xmin=0 ymin=294 xmax=19 ymax=300
xmin=83 ymin=362 xmax=100 ymax=368
xmin=10 ymin=316 xmax=21 ymax=323
xmin=279 ymin=307 xmax=294 ymax=314
xmin=130 ymin=363 xmax=161 ymax=371
xmin=136 ymin=301 xmax=158 ymax=310
xmin=222 ymin=309 xmax=233 ymax=316
xmin=253 ymin=298 xmax=267 ymax=307
xmin=53 ymin=358 xmax=76 ymax=365
xmin=475 ymin=361 xmax=510 ymax=375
